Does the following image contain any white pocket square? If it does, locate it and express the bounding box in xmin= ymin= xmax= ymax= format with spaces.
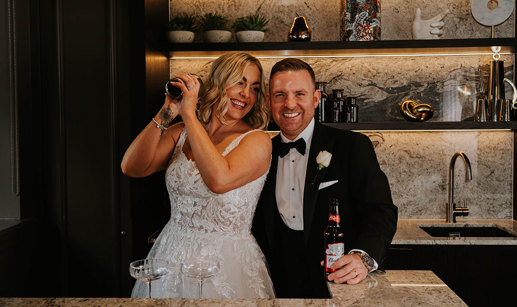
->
xmin=318 ymin=180 xmax=338 ymax=190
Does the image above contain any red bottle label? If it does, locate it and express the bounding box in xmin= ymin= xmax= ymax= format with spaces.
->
xmin=328 ymin=214 xmax=340 ymax=223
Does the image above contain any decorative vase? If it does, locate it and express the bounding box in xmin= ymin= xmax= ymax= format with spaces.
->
xmin=203 ymin=30 xmax=232 ymax=43
xmin=288 ymin=16 xmax=311 ymax=41
xmin=341 ymin=0 xmax=381 ymax=41
xmin=167 ymin=30 xmax=195 ymax=43
xmin=236 ymin=30 xmax=265 ymax=42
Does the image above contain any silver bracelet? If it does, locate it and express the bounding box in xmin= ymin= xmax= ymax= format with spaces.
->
xmin=152 ymin=118 xmax=168 ymax=132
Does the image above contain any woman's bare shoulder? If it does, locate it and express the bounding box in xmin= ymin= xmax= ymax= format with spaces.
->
xmin=240 ymin=129 xmax=272 ymax=149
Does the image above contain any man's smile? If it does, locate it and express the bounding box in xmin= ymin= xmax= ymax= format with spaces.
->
xmin=282 ymin=112 xmax=300 ymax=118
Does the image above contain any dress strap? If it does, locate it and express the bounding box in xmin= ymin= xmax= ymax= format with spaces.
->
xmin=222 ymin=129 xmax=266 ymax=157
xmin=172 ymin=127 xmax=187 ymax=158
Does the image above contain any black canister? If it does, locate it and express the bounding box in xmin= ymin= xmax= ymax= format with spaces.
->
xmin=347 ymin=97 xmax=358 ymax=123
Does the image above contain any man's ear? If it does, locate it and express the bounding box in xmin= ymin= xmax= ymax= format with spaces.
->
xmin=266 ymin=94 xmax=272 ymax=111
xmin=313 ymin=89 xmax=322 ymax=109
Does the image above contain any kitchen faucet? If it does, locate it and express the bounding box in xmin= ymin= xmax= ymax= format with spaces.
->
xmin=446 ymin=152 xmax=472 ymax=223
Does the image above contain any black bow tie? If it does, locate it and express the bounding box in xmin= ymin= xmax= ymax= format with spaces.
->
xmin=276 ymin=138 xmax=306 ymax=158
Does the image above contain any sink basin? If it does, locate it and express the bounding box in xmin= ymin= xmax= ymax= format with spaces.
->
xmin=419 ymin=225 xmax=517 ymax=238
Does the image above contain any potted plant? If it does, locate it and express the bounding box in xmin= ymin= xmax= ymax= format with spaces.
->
xmin=232 ymin=13 xmax=269 ymax=43
xmin=167 ymin=14 xmax=197 ymax=43
xmin=199 ymin=13 xmax=232 ymax=43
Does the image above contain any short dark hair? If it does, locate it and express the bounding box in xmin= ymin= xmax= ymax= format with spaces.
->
xmin=269 ymin=58 xmax=316 ymax=89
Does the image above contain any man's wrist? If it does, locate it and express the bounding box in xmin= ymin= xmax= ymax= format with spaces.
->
xmin=348 ymin=249 xmax=377 ymax=273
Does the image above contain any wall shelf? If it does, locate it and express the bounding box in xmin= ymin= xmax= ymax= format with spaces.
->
xmin=324 ymin=121 xmax=517 ymax=131
xmin=167 ymin=38 xmax=517 ymax=58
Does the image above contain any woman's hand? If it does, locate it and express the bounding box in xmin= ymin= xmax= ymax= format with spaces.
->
xmin=171 ymin=73 xmax=201 ymax=120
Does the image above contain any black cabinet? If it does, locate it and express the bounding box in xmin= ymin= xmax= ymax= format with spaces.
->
xmin=385 ymin=244 xmax=517 ymax=307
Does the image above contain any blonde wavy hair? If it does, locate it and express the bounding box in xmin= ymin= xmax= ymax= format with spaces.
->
xmin=198 ymin=52 xmax=269 ymax=129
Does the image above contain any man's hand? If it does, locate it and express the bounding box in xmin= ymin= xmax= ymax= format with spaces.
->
xmin=322 ymin=253 xmax=368 ymax=285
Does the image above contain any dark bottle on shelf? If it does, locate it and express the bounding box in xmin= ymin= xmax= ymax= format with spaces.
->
xmin=316 ymin=82 xmax=329 ymax=123
xmin=332 ymin=89 xmax=344 ymax=123
xmin=324 ymin=198 xmax=345 ymax=279
xmin=347 ymin=97 xmax=358 ymax=123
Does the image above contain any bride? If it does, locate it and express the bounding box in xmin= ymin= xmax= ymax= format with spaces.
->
xmin=121 ymin=52 xmax=274 ymax=298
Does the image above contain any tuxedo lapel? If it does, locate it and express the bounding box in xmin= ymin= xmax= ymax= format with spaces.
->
xmin=303 ymin=123 xmax=335 ymax=246
xmin=264 ymin=135 xmax=281 ymax=250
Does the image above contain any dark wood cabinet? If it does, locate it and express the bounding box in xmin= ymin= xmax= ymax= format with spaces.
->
xmin=385 ymin=244 xmax=517 ymax=307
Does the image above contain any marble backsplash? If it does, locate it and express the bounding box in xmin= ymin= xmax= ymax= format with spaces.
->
xmin=170 ymin=56 xmax=514 ymax=219
xmin=169 ymin=0 xmax=514 ymax=41
xmin=171 ymin=55 xmax=515 ymax=122
xmin=365 ymin=131 xmax=513 ymax=219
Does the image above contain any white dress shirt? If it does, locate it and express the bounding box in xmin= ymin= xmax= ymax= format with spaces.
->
xmin=276 ymin=119 xmax=315 ymax=230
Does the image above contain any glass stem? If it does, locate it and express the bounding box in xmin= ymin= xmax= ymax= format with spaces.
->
xmin=198 ymin=279 xmax=203 ymax=298
xmin=147 ymin=281 xmax=152 ymax=298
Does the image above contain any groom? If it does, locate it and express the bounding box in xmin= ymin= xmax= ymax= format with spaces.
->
xmin=252 ymin=58 xmax=397 ymax=298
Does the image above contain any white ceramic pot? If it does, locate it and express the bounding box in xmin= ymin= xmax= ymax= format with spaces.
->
xmin=236 ymin=31 xmax=265 ymax=43
xmin=203 ymin=30 xmax=232 ymax=43
xmin=167 ymin=30 xmax=195 ymax=43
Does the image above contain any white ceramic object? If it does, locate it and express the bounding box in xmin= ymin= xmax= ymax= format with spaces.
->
xmin=412 ymin=8 xmax=449 ymax=39
xmin=203 ymin=30 xmax=232 ymax=43
xmin=236 ymin=31 xmax=265 ymax=42
xmin=472 ymin=0 xmax=514 ymax=26
xmin=167 ymin=30 xmax=195 ymax=43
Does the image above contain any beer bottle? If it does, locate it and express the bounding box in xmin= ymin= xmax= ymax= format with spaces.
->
xmin=324 ymin=198 xmax=345 ymax=279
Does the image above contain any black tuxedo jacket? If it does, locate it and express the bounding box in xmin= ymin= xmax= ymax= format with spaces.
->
xmin=252 ymin=122 xmax=398 ymax=298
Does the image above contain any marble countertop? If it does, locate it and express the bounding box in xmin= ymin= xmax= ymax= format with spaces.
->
xmin=0 ymin=270 xmax=465 ymax=306
xmin=393 ymin=219 xmax=517 ymax=245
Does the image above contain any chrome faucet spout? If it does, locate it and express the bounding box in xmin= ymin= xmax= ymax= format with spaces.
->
xmin=447 ymin=152 xmax=472 ymax=223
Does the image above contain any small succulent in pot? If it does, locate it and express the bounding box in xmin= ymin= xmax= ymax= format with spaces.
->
xmin=167 ymin=13 xmax=198 ymax=43
xmin=233 ymin=13 xmax=269 ymax=42
xmin=199 ymin=13 xmax=232 ymax=43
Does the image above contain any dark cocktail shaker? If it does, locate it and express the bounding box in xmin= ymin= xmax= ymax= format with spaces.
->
xmin=165 ymin=75 xmax=203 ymax=100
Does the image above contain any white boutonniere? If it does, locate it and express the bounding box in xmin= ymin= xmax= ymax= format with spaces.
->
xmin=316 ymin=150 xmax=332 ymax=170
xmin=312 ymin=150 xmax=332 ymax=185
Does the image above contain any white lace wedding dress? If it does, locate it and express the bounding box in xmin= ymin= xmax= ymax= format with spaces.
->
xmin=131 ymin=128 xmax=275 ymax=298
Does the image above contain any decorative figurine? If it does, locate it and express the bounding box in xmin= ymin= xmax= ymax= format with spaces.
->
xmin=400 ymin=100 xmax=434 ymax=122
xmin=412 ymin=8 xmax=449 ymax=39
xmin=341 ymin=0 xmax=381 ymax=41
xmin=288 ymin=15 xmax=311 ymax=41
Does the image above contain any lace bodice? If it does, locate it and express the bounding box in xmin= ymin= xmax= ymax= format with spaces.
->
xmin=165 ymin=128 xmax=269 ymax=234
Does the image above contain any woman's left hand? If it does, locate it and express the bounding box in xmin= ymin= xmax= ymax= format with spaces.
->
xmin=171 ymin=73 xmax=201 ymax=119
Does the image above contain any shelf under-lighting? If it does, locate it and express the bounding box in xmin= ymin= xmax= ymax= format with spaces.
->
xmin=167 ymin=38 xmax=516 ymax=59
